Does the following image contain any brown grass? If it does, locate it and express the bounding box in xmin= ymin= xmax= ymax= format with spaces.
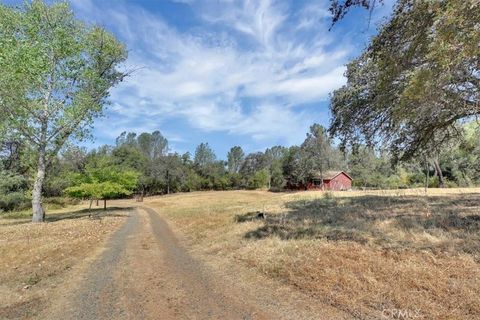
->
xmin=0 ymin=205 xmax=129 ymax=319
xmin=144 ymin=189 xmax=480 ymax=319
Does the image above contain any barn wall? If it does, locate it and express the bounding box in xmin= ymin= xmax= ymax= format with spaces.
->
xmin=324 ymin=173 xmax=352 ymax=191
xmin=286 ymin=173 xmax=352 ymax=191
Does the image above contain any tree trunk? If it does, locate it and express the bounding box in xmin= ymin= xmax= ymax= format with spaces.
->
xmin=32 ymin=148 xmax=46 ymax=223
xmin=433 ymin=159 xmax=445 ymax=188
xmin=425 ymin=156 xmax=429 ymax=193
xmin=89 ymin=199 xmax=93 ymax=210
xmin=96 ymin=199 xmax=99 ymax=206
xmin=104 ymin=199 xmax=107 ymax=210
xmin=166 ymin=170 xmax=170 ymax=194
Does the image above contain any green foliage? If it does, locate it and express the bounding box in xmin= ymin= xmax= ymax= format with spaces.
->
xmin=248 ymin=169 xmax=270 ymax=189
xmin=83 ymin=167 xmax=139 ymax=191
xmin=270 ymin=162 xmax=285 ymax=189
xmin=225 ymin=172 xmax=241 ymax=189
xmin=0 ymin=169 xmax=29 ymax=212
xmin=194 ymin=143 xmax=217 ymax=176
xmin=2 ymin=0 xmax=480 ymax=215
xmin=0 ymin=0 xmax=127 ymax=219
xmin=0 ymin=0 xmax=127 ymax=158
xmin=65 ymin=159 xmax=139 ymax=200
xmin=6 ymin=121 xmax=480 ymax=210
xmin=65 ymin=181 xmax=132 ymax=200
xmin=329 ymin=0 xmax=384 ymax=25
xmin=0 ymin=192 xmax=30 ymax=212
xmin=285 ymin=124 xmax=344 ymax=186
xmin=330 ymin=0 xmax=480 ymax=161
xmin=0 ymin=170 xmax=27 ymax=194
xmin=227 ymin=146 xmax=244 ymax=173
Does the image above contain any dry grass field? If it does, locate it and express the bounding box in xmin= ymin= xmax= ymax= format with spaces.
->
xmin=0 ymin=205 xmax=130 ymax=319
xmin=144 ymin=188 xmax=480 ymax=319
xmin=1 ymin=189 xmax=479 ymax=319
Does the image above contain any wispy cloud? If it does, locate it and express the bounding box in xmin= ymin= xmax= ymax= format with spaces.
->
xmin=72 ymin=0 xmax=357 ymax=152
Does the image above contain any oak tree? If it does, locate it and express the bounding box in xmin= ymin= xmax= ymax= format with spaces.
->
xmin=330 ymin=0 xmax=479 ymax=165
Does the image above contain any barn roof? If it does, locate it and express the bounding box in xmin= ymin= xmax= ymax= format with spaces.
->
xmin=312 ymin=171 xmax=352 ymax=180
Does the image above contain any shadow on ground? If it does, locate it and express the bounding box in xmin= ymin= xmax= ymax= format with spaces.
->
xmin=46 ymin=207 xmax=132 ymax=222
xmin=1 ymin=207 xmax=132 ymax=226
xmin=240 ymin=193 xmax=480 ymax=255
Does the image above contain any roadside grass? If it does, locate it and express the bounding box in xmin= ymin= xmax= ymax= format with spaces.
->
xmin=145 ymin=189 xmax=480 ymax=319
xmin=0 ymin=204 xmax=130 ymax=319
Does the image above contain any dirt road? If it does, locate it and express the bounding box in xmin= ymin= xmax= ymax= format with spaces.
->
xmin=43 ymin=206 xmax=347 ymax=320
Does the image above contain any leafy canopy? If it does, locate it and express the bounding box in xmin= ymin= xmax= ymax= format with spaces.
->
xmin=330 ymin=0 xmax=480 ymax=161
xmin=0 ymin=0 xmax=128 ymax=163
xmin=65 ymin=165 xmax=139 ymax=200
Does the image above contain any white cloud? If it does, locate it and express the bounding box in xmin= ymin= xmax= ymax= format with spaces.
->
xmin=72 ymin=0 xmax=351 ymax=149
xmin=200 ymin=0 xmax=287 ymax=50
xmin=296 ymin=2 xmax=331 ymax=30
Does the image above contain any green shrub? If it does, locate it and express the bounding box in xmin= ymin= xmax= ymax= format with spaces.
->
xmin=444 ymin=179 xmax=458 ymax=188
xmin=44 ymin=197 xmax=80 ymax=209
xmin=0 ymin=192 xmax=30 ymax=212
xmin=248 ymin=169 xmax=269 ymax=189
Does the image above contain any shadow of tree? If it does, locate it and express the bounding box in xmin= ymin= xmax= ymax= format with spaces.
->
xmin=242 ymin=193 xmax=480 ymax=255
xmin=1 ymin=207 xmax=133 ymax=226
xmin=45 ymin=206 xmax=132 ymax=222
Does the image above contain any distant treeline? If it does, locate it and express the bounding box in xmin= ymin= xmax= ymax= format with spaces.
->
xmin=2 ymin=122 xmax=480 ymax=212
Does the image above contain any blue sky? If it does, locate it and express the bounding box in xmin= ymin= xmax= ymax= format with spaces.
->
xmin=7 ymin=0 xmax=394 ymax=159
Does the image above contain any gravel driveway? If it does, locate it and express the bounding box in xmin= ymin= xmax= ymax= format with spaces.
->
xmin=43 ymin=205 xmax=348 ymax=320
xmin=48 ymin=207 xmax=276 ymax=319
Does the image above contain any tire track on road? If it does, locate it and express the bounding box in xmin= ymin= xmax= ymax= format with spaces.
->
xmin=144 ymin=206 xmax=274 ymax=319
xmin=67 ymin=210 xmax=140 ymax=320
xmin=50 ymin=206 xmax=278 ymax=319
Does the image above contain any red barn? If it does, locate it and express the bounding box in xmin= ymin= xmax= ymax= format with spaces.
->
xmin=288 ymin=171 xmax=352 ymax=191
xmin=311 ymin=171 xmax=352 ymax=191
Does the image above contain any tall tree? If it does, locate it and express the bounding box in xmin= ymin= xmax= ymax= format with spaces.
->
xmin=0 ymin=1 xmax=127 ymax=222
xmin=302 ymin=124 xmax=338 ymax=182
xmin=240 ymin=153 xmax=267 ymax=178
xmin=264 ymin=146 xmax=287 ymax=188
xmin=194 ymin=143 xmax=216 ymax=176
xmin=227 ymin=146 xmax=245 ymax=174
xmin=156 ymin=153 xmax=186 ymax=194
xmin=282 ymin=146 xmax=301 ymax=185
xmin=330 ymin=0 xmax=479 ymax=162
xmin=137 ymin=131 xmax=168 ymax=160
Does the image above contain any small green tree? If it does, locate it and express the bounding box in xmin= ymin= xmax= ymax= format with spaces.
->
xmin=65 ymin=167 xmax=138 ymax=210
